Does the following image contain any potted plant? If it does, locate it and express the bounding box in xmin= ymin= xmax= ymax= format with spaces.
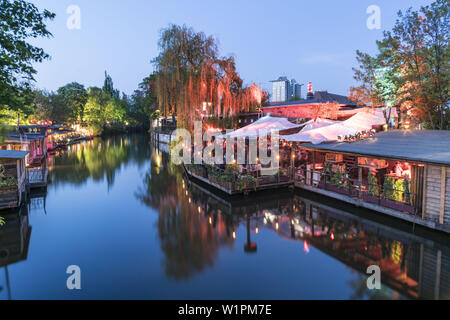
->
xmin=363 ymin=174 xmax=380 ymax=204
xmin=0 ymin=167 xmax=18 ymax=194
xmin=238 ymin=175 xmax=258 ymax=191
xmin=380 ymin=176 xmax=414 ymax=213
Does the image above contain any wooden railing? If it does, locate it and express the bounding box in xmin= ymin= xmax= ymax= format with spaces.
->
xmin=295 ymin=168 xmax=418 ymax=215
xmin=185 ymin=163 xmax=293 ymax=194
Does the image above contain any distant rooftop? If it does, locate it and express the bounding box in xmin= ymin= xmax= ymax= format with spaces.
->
xmin=301 ymin=130 xmax=450 ymax=166
xmin=0 ymin=150 xmax=29 ymax=159
xmin=6 ymin=133 xmax=45 ymax=141
xmin=270 ymin=76 xmax=289 ymax=82
xmin=265 ymin=91 xmax=354 ymax=108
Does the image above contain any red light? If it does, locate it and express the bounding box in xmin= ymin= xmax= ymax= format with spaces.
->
xmin=330 ymin=233 xmax=335 ymax=240
xmin=303 ymin=241 xmax=310 ymax=253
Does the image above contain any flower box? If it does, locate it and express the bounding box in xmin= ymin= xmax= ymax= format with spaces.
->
xmin=363 ymin=193 xmax=379 ymax=205
xmin=258 ymin=176 xmax=277 ymax=185
xmin=380 ymin=198 xmax=415 ymax=214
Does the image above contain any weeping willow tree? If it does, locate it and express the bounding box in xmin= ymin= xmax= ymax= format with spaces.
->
xmin=152 ymin=24 xmax=264 ymax=130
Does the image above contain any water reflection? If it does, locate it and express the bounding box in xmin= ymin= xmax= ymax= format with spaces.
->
xmin=140 ymin=143 xmax=449 ymax=299
xmin=0 ymin=135 xmax=448 ymax=299
xmin=0 ymin=205 xmax=31 ymax=300
xmin=48 ymin=135 xmax=151 ymax=188
xmin=136 ymin=147 xmax=237 ymax=280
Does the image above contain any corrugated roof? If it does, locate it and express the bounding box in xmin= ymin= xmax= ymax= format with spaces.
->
xmin=6 ymin=133 xmax=45 ymax=141
xmin=0 ymin=150 xmax=29 ymax=159
xmin=300 ymin=130 xmax=450 ymax=166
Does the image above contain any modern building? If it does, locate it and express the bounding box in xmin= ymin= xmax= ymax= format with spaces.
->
xmin=270 ymin=77 xmax=303 ymax=102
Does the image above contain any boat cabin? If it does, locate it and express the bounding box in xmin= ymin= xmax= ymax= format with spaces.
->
xmin=0 ymin=150 xmax=28 ymax=210
xmin=1 ymin=133 xmax=47 ymax=167
xmin=294 ymin=130 xmax=450 ymax=233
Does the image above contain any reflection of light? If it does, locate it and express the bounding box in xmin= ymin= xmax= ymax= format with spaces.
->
xmin=185 ymin=191 xmax=188 ymax=196
xmin=232 ymin=232 xmax=236 ymax=239
xmin=275 ymin=222 xmax=279 ymax=230
xmin=209 ymin=217 xmax=212 ymax=224
xmin=303 ymin=241 xmax=310 ymax=253
xmin=188 ymin=198 xmax=191 ymax=203
xmin=331 ymin=233 xmax=335 ymax=240
xmin=255 ymin=227 xmax=259 ymax=234
xmin=263 ymin=218 xmax=267 ymax=224
xmin=198 ymin=206 xmax=201 ymax=213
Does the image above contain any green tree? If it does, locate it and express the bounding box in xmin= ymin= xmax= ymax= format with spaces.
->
xmin=84 ymin=87 xmax=109 ymax=127
xmin=128 ymin=73 xmax=158 ymax=128
xmin=0 ymin=0 xmax=55 ymax=111
xmin=32 ymin=89 xmax=52 ymax=121
xmin=56 ymin=82 xmax=88 ymax=122
xmin=351 ymin=0 xmax=449 ymax=129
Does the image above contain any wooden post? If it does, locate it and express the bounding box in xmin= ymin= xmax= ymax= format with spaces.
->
xmin=439 ymin=166 xmax=446 ymax=224
xmin=422 ymin=164 xmax=428 ymax=219
xmin=311 ymin=151 xmax=316 ymax=186
xmin=358 ymin=166 xmax=362 ymax=199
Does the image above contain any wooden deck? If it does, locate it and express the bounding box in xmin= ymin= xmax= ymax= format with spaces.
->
xmin=295 ymin=181 xmax=450 ymax=234
xmin=28 ymin=168 xmax=48 ymax=188
xmin=183 ymin=164 xmax=293 ymax=195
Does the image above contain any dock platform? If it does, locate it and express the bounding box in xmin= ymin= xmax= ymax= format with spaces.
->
xmin=28 ymin=168 xmax=48 ymax=189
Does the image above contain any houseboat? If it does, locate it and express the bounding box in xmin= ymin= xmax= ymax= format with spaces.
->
xmin=2 ymin=132 xmax=47 ymax=167
xmin=0 ymin=150 xmax=28 ymax=210
xmin=294 ymin=130 xmax=450 ymax=233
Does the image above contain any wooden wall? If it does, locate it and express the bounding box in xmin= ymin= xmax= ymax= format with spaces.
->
xmin=422 ymin=164 xmax=450 ymax=225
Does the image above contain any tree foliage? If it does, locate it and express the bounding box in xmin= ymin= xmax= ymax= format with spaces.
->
xmin=0 ymin=0 xmax=55 ymax=111
xmin=152 ymin=24 xmax=264 ymax=129
xmin=351 ymin=0 xmax=449 ymax=129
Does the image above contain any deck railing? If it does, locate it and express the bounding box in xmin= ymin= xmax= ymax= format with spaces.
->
xmin=27 ymin=168 xmax=48 ymax=187
xmin=186 ymin=163 xmax=293 ymax=193
xmin=295 ymin=168 xmax=418 ymax=215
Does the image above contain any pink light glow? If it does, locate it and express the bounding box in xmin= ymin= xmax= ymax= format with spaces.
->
xmin=303 ymin=240 xmax=310 ymax=253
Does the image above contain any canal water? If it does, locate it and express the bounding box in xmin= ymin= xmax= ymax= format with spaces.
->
xmin=0 ymin=134 xmax=448 ymax=300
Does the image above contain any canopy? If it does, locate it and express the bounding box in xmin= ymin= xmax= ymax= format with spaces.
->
xmin=222 ymin=115 xmax=301 ymax=138
xmin=300 ymin=118 xmax=340 ymax=132
xmin=282 ymin=109 xmax=387 ymax=144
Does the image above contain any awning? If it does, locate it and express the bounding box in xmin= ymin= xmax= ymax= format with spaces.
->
xmin=300 ymin=118 xmax=340 ymax=132
xmin=282 ymin=109 xmax=387 ymax=144
xmin=222 ymin=114 xmax=301 ymax=138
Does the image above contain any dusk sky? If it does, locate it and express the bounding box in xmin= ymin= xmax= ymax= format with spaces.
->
xmin=29 ymin=0 xmax=433 ymax=97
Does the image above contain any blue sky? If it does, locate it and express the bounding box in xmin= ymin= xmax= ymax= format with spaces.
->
xmin=29 ymin=0 xmax=434 ymax=97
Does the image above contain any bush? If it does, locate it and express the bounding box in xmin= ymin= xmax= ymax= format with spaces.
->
xmin=368 ymin=174 xmax=379 ymax=197
xmin=0 ymin=176 xmax=17 ymax=187
xmin=237 ymin=175 xmax=258 ymax=191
